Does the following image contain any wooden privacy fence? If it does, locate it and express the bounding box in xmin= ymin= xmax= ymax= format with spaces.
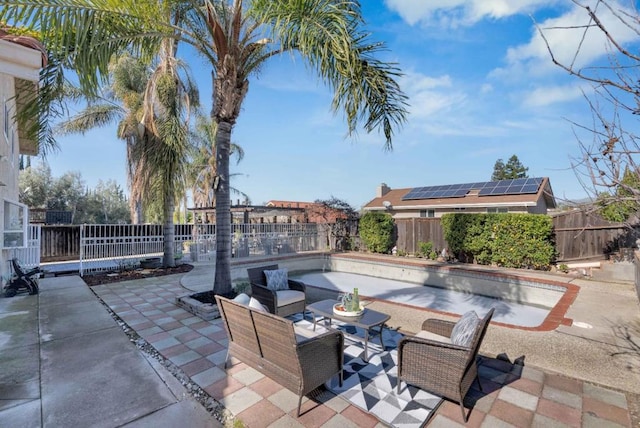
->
xmin=394 ymin=211 xmax=635 ymax=262
xmin=551 ymin=210 xmax=636 ymax=262
xmin=395 ymin=218 xmax=447 ymax=255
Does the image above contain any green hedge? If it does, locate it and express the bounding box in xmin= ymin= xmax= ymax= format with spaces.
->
xmin=441 ymin=213 xmax=555 ymax=270
xmin=359 ymin=211 xmax=394 ymax=253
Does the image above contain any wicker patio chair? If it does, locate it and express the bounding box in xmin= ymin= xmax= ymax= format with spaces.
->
xmin=247 ymin=264 xmax=306 ymax=317
xmin=397 ymin=308 xmax=495 ymax=422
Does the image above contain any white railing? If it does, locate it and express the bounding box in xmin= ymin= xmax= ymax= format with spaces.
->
xmin=79 ymin=223 xmax=323 ymax=275
xmin=7 ymin=224 xmax=41 ymax=269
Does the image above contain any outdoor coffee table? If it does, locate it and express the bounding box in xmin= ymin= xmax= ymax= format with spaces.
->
xmin=306 ymin=299 xmax=390 ymax=362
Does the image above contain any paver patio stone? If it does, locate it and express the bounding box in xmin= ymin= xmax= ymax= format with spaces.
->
xmin=248 ymin=376 xmax=287 ymax=398
xmin=218 ymin=387 xmax=263 ymax=415
xmin=498 ymin=386 xmax=539 ymax=411
xmin=267 ymin=388 xmax=300 ymax=413
xmin=536 ymin=397 xmax=582 ymax=426
xmin=542 ymin=385 xmax=582 ymax=409
xmin=185 ymin=336 xmax=213 ymax=350
xmin=269 ymin=415 xmax=306 ymax=428
xmin=490 ymin=399 xmax=535 ymax=427
xmin=544 ymin=374 xmax=583 ymax=395
xmin=237 ymin=398 xmax=285 ymax=427
xmin=582 ymin=413 xmax=629 ymax=428
xmin=169 ymin=349 xmax=201 ymax=366
xmin=508 ymin=376 xmax=544 ymax=396
xmin=583 ymin=383 xmax=629 ymax=408
xmin=180 ymin=357 xmax=215 ymax=377
xmin=190 ymin=366 xmax=226 ymax=388
xmin=295 ymin=397 xmax=337 ymax=428
xmin=531 ymin=413 xmax=576 ymax=428
xmin=232 ymin=365 xmax=265 ymax=386
xmin=479 ymin=414 xmax=518 ymax=428
xmin=426 ymin=414 xmax=466 ymax=428
xmin=150 ymin=336 xmax=180 ymax=350
xmin=204 ymin=376 xmax=244 ymax=401
xmin=583 ymin=396 xmax=632 ymax=426
xmin=337 ymin=405 xmax=380 ymax=428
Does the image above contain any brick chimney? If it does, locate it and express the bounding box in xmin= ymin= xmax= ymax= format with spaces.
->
xmin=377 ymin=183 xmax=391 ymax=198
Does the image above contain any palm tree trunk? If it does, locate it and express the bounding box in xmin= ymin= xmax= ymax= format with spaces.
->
xmin=163 ymin=185 xmax=176 ymax=268
xmin=213 ymin=120 xmax=232 ymax=296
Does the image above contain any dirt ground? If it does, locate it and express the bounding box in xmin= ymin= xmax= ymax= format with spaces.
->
xmin=82 ymin=263 xmax=194 ymax=286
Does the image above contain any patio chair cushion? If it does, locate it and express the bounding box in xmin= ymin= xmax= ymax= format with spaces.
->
xmin=415 ymin=329 xmax=452 ymax=344
xmin=450 ymin=310 xmax=480 ymax=347
xmin=232 ymin=293 xmax=251 ymax=305
xmin=249 ymin=297 xmax=268 ymax=312
xmin=275 ymin=289 xmax=305 ymax=307
xmin=264 ymin=268 xmax=290 ymax=291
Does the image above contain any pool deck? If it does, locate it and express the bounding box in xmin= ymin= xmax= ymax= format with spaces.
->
xmin=1 ymin=255 xmax=638 ymax=427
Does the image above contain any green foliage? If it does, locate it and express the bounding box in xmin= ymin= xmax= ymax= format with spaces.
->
xmin=19 ymin=162 xmax=130 ymax=224
xmin=397 ymin=249 xmax=407 ymax=257
xmin=491 ymin=154 xmax=529 ymax=180
xmin=441 ymin=213 xmax=555 ymax=269
xmin=417 ymin=241 xmax=433 ymax=258
xmin=558 ymin=263 xmax=569 ymax=273
xmin=597 ymin=167 xmax=640 ymax=222
xmin=358 ymin=212 xmax=394 ymax=254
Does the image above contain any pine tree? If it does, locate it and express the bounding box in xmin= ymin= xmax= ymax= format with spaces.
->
xmin=492 ymin=155 xmax=529 ymax=180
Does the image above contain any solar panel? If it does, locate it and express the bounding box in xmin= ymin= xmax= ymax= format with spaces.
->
xmin=402 ymin=177 xmax=544 ymax=200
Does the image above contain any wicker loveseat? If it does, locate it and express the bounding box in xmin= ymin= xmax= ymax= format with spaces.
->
xmin=397 ymin=308 xmax=495 ymax=422
xmin=215 ymin=295 xmax=344 ymax=416
xmin=247 ymin=264 xmax=307 ymax=317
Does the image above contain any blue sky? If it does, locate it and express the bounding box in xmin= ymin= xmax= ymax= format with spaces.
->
xmin=42 ymin=0 xmax=640 ymax=209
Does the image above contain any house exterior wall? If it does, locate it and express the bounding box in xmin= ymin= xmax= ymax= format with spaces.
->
xmin=0 ymin=39 xmax=41 ymax=284
xmin=384 ymin=204 xmax=534 ymax=219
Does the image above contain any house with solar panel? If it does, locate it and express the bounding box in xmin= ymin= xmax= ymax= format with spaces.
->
xmin=362 ymin=177 xmax=556 ymax=218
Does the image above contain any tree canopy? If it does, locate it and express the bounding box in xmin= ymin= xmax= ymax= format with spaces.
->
xmin=491 ymin=155 xmax=529 ymax=180
xmin=19 ymin=163 xmax=130 ymax=224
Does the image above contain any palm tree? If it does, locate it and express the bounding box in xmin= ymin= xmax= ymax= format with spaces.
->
xmin=56 ymin=54 xmax=150 ymax=224
xmin=189 ymin=113 xmax=246 ymax=210
xmin=1 ymin=0 xmax=408 ymax=296
xmin=134 ymin=37 xmax=199 ymax=267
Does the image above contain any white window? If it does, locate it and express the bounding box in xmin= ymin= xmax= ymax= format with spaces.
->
xmin=3 ymin=200 xmax=28 ymax=248
xmin=419 ymin=209 xmax=435 ymax=218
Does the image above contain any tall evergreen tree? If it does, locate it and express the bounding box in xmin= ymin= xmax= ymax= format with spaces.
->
xmin=492 ymin=154 xmax=529 ymax=180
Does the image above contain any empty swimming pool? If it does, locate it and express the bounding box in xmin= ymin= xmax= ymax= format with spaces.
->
xmin=291 ymin=271 xmax=557 ymax=328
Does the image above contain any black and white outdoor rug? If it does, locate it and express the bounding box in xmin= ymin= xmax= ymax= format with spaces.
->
xmin=290 ymin=313 xmax=443 ymax=427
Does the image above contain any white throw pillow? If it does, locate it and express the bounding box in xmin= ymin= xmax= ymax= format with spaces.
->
xmin=450 ymin=310 xmax=480 ymax=347
xmin=264 ymin=268 xmax=289 ymax=291
xmin=232 ymin=293 xmax=250 ymax=305
xmin=249 ymin=297 xmax=267 ymax=312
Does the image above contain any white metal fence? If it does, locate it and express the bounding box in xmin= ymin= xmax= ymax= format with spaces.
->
xmin=79 ymin=223 xmax=323 ymax=275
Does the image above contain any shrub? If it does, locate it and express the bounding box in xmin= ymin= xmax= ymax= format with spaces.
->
xmin=358 ymin=211 xmax=395 ymax=254
xmin=441 ymin=213 xmax=555 ymax=270
xmin=417 ymin=241 xmax=433 ymax=258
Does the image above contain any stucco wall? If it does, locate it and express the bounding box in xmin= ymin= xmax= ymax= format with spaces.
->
xmin=0 ymin=39 xmax=41 ymax=284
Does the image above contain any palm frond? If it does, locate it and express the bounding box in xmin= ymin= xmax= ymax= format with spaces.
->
xmin=252 ymin=0 xmax=408 ymax=148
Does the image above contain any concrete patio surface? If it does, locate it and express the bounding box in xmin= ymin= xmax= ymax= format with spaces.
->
xmin=1 ymin=256 xmax=638 ymax=427
xmin=0 ymin=275 xmax=221 ymax=428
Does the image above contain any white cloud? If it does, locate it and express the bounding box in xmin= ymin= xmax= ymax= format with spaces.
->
xmin=384 ymin=0 xmax=559 ymax=27
xmin=499 ymin=1 xmax=639 ymax=77
xmin=523 ymin=84 xmax=584 ymax=107
xmin=400 ymin=72 xmax=463 ymax=119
